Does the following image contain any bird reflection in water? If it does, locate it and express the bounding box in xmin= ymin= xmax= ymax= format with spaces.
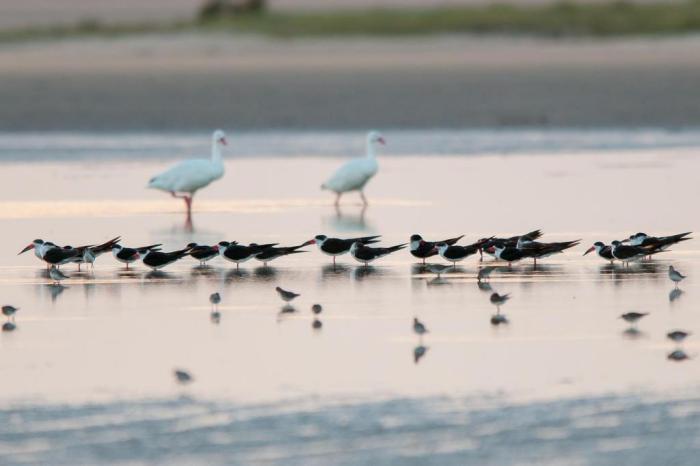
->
xmin=621 ymin=327 xmax=648 ymax=340
xmin=225 ymin=268 xmax=250 ymax=283
xmin=312 ymin=318 xmax=323 ymax=330
xmin=190 ymin=265 xmax=218 ymax=278
xmin=477 ymin=281 xmax=493 ymax=292
xmin=669 ymin=288 xmax=684 ymax=302
xmin=2 ymin=322 xmax=17 ymax=332
xmin=352 ymin=265 xmax=382 ymax=281
xmin=327 ymin=205 xmax=371 ymax=232
xmin=254 ymin=267 xmax=278 ymax=280
xmin=144 ymin=270 xmax=176 ymax=280
xmin=320 ymin=263 xmax=352 ymax=281
xmin=277 ymin=305 xmax=297 ymax=322
xmin=413 ymin=345 xmax=429 ymax=364
xmin=48 ymin=284 xmax=67 ymax=303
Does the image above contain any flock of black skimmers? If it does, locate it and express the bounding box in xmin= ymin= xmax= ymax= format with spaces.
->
xmin=16 ymin=230 xmax=692 ymax=275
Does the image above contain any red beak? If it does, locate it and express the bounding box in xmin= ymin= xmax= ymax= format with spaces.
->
xmin=303 ymin=239 xmax=316 ymax=246
xmin=18 ymin=244 xmax=34 ymax=255
xmin=583 ymin=246 xmax=595 ymax=256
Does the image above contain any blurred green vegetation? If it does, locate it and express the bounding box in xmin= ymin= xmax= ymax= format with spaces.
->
xmin=4 ymin=1 xmax=700 ymax=43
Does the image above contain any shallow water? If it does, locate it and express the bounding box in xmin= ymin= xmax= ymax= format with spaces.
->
xmin=1 ymin=129 xmax=699 ymax=464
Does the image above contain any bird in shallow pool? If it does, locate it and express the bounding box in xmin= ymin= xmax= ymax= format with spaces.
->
xmin=668 ymin=265 xmax=686 ymax=288
xmin=322 ymin=131 xmax=384 ymax=206
xmin=148 ymin=130 xmax=227 ymax=216
xmin=2 ymin=305 xmax=18 ymax=322
xmin=276 ymin=287 xmax=300 ymax=303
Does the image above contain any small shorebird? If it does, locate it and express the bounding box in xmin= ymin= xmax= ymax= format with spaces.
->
xmin=668 ymin=265 xmax=686 ymax=288
xmin=668 ymin=350 xmax=690 ymax=362
xmin=426 ymin=263 xmax=451 ymax=279
xmin=627 ymin=231 xmax=692 ymax=250
xmin=173 ymin=369 xmax=194 ymax=384
xmin=349 ymin=241 xmax=406 ymax=267
xmin=49 ymin=266 xmax=69 ymax=285
xmin=209 ymin=292 xmax=221 ymax=310
xmin=409 ymin=234 xmax=463 ymax=264
xmin=477 ymin=266 xmax=496 ymax=282
xmin=413 ymin=345 xmax=428 ymax=364
xmin=276 ymin=286 xmax=300 ymax=303
xmin=490 ymin=292 xmax=510 ymax=310
xmin=2 ymin=305 xmax=18 ymax=322
xmin=620 ymin=312 xmax=648 ymax=326
xmin=311 ymin=234 xmax=381 ymax=266
xmin=413 ymin=317 xmax=428 ymax=340
xmin=312 ymin=304 xmax=323 ymax=315
xmin=667 ymin=330 xmax=690 ymax=344
xmin=82 ymin=248 xmax=96 ymax=271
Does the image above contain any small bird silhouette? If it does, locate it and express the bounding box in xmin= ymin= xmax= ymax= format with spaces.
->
xmin=620 ymin=312 xmax=648 ymax=325
xmin=49 ymin=266 xmax=69 ymax=285
xmin=413 ymin=317 xmax=428 ymax=339
xmin=490 ymin=292 xmax=510 ymax=310
xmin=312 ymin=304 xmax=323 ymax=315
xmin=276 ymin=286 xmax=300 ymax=302
xmin=2 ymin=305 xmax=18 ymax=322
xmin=173 ymin=369 xmax=194 ymax=384
xmin=668 ymin=265 xmax=686 ymax=288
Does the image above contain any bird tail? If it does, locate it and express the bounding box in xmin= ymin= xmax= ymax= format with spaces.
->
xmin=444 ymin=234 xmax=465 ymax=245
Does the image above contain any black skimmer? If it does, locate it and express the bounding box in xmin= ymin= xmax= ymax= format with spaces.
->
xmin=112 ymin=244 xmax=162 ymax=269
xmin=667 ymin=330 xmax=690 ymax=344
xmin=312 ymin=304 xmax=323 ymax=315
xmin=611 ymin=241 xmax=660 ymax=265
xmin=480 ymin=229 xmax=543 ymax=260
xmin=49 ymin=266 xmax=69 ymax=285
xmin=620 ymin=311 xmax=648 ymax=326
xmin=409 ymin=234 xmax=464 ymax=264
xmin=173 ymin=369 xmax=194 ymax=384
xmin=626 ymin=231 xmax=692 ymax=250
xmin=426 ymin=263 xmax=451 ymax=279
xmin=668 ymin=350 xmax=690 ymax=361
xmin=583 ymin=242 xmax=614 ymax=263
xmin=276 ymin=286 xmax=300 ymax=303
xmin=254 ymin=241 xmax=313 ymax=266
xmin=490 ymin=292 xmax=510 ymax=310
xmin=218 ymin=241 xmax=276 ymax=270
xmin=349 ymin=241 xmax=406 ymax=267
xmin=413 ymin=317 xmax=428 ymax=340
xmin=516 ymin=236 xmax=580 ymax=265
xmin=2 ymin=305 xmax=18 ymax=322
xmin=141 ymin=247 xmax=192 ymax=270
xmin=311 ymin=234 xmax=381 ymax=265
xmin=187 ymin=243 xmax=220 ymax=266
xmin=669 ymin=265 xmax=686 ymax=288
xmin=18 ymin=239 xmax=48 ymax=262
xmin=436 ymin=240 xmax=486 ymax=267
xmin=490 ymin=241 xmax=530 ymax=266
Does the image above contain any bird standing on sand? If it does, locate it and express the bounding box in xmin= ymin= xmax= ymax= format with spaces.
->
xmin=620 ymin=312 xmax=648 ymax=326
xmin=413 ymin=317 xmax=428 ymax=341
xmin=112 ymin=244 xmax=162 ymax=269
xmin=2 ymin=305 xmax=18 ymax=322
xmin=276 ymin=286 xmax=300 ymax=303
xmin=49 ymin=266 xmax=69 ymax=285
xmin=426 ymin=263 xmax=451 ymax=279
xmin=322 ymin=131 xmax=384 ymax=206
xmin=409 ymin=234 xmax=464 ymax=264
xmin=311 ymin=234 xmax=381 ymax=266
xmin=669 ymin=265 xmax=686 ymax=288
xmin=349 ymin=241 xmax=406 ymax=267
xmin=148 ymin=130 xmax=227 ymax=216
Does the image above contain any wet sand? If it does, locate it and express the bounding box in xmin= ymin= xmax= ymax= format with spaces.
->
xmin=2 ymin=34 xmax=700 ymax=130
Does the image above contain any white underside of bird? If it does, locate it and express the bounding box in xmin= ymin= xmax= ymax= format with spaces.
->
xmin=323 ymin=156 xmax=378 ymax=193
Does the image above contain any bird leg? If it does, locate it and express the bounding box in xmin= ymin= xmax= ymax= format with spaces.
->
xmin=334 ymin=192 xmax=341 ymax=206
xmin=359 ymin=191 xmax=368 ymax=206
xmin=170 ymin=191 xmax=193 ymax=215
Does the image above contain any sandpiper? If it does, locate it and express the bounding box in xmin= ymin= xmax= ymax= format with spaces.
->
xmin=2 ymin=305 xmax=18 ymax=322
xmin=426 ymin=263 xmax=451 ymax=279
xmin=312 ymin=304 xmax=323 ymax=315
xmin=173 ymin=369 xmax=194 ymax=384
xmin=49 ymin=266 xmax=69 ymax=285
xmin=667 ymin=330 xmax=690 ymax=344
xmin=620 ymin=312 xmax=648 ymax=326
xmin=668 ymin=265 xmax=686 ymax=288
xmin=276 ymin=286 xmax=300 ymax=303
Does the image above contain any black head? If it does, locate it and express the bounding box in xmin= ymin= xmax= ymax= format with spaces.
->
xmin=314 ymin=234 xmax=327 ymax=242
xmin=33 ymin=239 xmax=44 ymax=244
xmin=410 ymin=234 xmax=422 ymax=242
xmin=187 ymin=242 xmax=197 ymax=248
xmin=594 ymin=241 xmax=605 ymax=247
xmin=218 ymin=241 xmax=230 ymax=247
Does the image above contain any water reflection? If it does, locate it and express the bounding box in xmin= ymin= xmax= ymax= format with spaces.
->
xmin=352 ymin=265 xmax=384 ymax=281
xmin=669 ymin=288 xmax=684 ymax=303
xmin=621 ymin=327 xmax=648 ymax=340
xmin=413 ymin=345 xmax=429 ymax=364
xmin=190 ymin=265 xmax=218 ymax=278
xmin=327 ymin=205 xmax=372 ymax=232
xmin=48 ymin=284 xmax=67 ymax=303
xmin=225 ymin=269 xmax=250 ymax=283
xmin=312 ymin=318 xmax=323 ymax=330
xmin=277 ymin=305 xmax=297 ymax=322
xmin=320 ymin=263 xmax=352 ymax=281
xmin=2 ymin=322 xmax=17 ymax=332
xmin=254 ymin=267 xmax=278 ymax=280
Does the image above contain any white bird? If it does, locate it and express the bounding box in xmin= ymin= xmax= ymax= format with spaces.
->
xmin=669 ymin=265 xmax=686 ymax=288
xmin=148 ymin=129 xmax=227 ymax=215
xmin=322 ymin=131 xmax=384 ymax=206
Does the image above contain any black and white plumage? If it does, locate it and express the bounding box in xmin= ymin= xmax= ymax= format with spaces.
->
xmin=516 ymin=237 xmax=580 ymax=265
xmin=610 ymin=241 xmax=659 ymax=264
xmin=187 ymin=243 xmax=220 ymax=265
xmin=669 ymin=265 xmax=686 ymax=288
xmin=255 ymin=241 xmax=313 ymax=266
xmin=435 ymin=239 xmax=485 ymax=266
xmin=209 ymin=292 xmax=221 ymax=322
xmin=426 ymin=263 xmax=451 ymax=279
xmin=627 ymin=231 xmax=692 ymax=250
xmin=349 ymin=241 xmax=406 ymax=266
xmin=112 ymin=244 xmax=162 ymax=269
xmin=276 ymin=286 xmax=300 ymax=302
xmin=480 ymin=229 xmax=543 ymax=259
xmin=490 ymin=292 xmax=510 ymax=308
xmin=584 ymin=242 xmax=614 ymax=262
xmin=312 ymin=234 xmax=381 ymax=265
xmin=141 ymin=247 xmax=191 ymax=270
xmin=218 ymin=241 xmax=276 ymax=269
xmin=409 ymin=234 xmax=463 ymax=263
xmin=491 ymin=242 xmax=530 ymax=265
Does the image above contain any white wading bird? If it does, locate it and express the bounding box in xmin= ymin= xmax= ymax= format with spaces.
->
xmin=148 ymin=130 xmax=227 ymax=215
xmin=322 ymin=131 xmax=385 ymax=206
